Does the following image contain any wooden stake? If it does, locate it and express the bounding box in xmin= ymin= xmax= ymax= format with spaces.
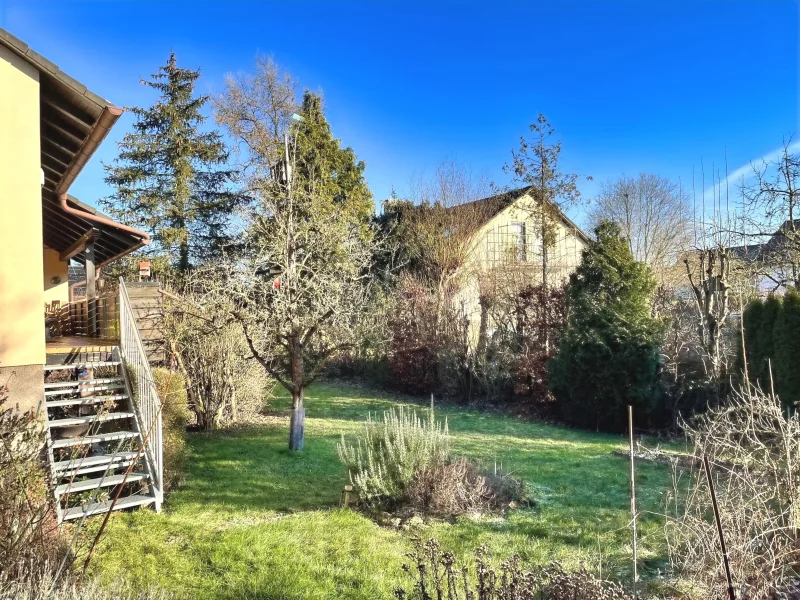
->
xmin=703 ymin=456 xmax=736 ymax=600
xmin=628 ymin=406 xmax=638 ymax=599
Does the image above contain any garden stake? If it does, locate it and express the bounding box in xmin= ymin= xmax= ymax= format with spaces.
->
xmin=628 ymin=405 xmax=638 ymax=599
xmin=703 ymin=455 xmax=735 ymax=600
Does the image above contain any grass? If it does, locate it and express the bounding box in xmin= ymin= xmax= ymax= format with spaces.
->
xmin=85 ymin=381 xmax=675 ymax=599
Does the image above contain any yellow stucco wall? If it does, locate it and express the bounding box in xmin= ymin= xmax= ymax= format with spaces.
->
xmin=43 ymin=247 xmax=69 ymax=306
xmin=0 ymin=44 xmax=44 ymax=368
xmin=456 ymin=192 xmax=589 ymax=340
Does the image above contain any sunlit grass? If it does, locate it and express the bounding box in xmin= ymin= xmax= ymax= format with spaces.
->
xmin=86 ymin=381 xmax=673 ymax=599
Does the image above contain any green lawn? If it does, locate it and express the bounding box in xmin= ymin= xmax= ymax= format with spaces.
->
xmin=86 ymin=381 xmax=674 ymax=599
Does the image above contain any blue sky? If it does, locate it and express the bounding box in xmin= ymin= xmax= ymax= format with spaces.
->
xmin=2 ymin=0 xmax=798 ymax=228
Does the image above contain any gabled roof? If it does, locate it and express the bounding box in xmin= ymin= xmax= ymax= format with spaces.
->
xmin=0 ymin=27 xmax=147 ymax=266
xmin=453 ymin=187 xmax=590 ymax=243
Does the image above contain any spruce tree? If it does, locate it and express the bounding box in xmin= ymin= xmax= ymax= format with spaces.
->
xmin=756 ymin=295 xmax=781 ymax=389
xmin=103 ymin=53 xmax=241 ymax=275
xmin=773 ymin=289 xmax=800 ymax=409
xmin=548 ymin=221 xmax=662 ymax=432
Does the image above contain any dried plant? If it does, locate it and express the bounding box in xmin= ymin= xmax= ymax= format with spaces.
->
xmin=395 ymin=538 xmax=631 ymax=600
xmin=666 ymin=381 xmax=800 ymax=598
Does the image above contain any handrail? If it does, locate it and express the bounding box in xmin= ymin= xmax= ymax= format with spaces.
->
xmin=118 ymin=277 xmax=163 ymax=507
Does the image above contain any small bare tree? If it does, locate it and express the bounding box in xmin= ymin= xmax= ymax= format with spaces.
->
xmin=736 ymin=140 xmax=800 ymax=290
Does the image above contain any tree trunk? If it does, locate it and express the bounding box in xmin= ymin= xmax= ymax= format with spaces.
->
xmin=288 ymin=335 xmax=305 ymax=451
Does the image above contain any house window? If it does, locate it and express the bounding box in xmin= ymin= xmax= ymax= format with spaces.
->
xmin=510 ymin=222 xmax=527 ymax=262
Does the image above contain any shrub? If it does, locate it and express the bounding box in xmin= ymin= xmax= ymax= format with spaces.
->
xmin=0 ymin=382 xmax=66 ymax=586
xmin=152 ymin=368 xmax=189 ymax=491
xmin=338 ymin=407 xmax=450 ymax=509
xmin=395 ymin=538 xmax=631 ymax=600
xmin=338 ymin=407 xmax=525 ymax=516
xmin=666 ymin=382 xmax=800 ymax=598
xmin=0 ymin=577 xmax=170 ymax=599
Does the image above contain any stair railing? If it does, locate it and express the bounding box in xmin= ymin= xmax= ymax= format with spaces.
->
xmin=118 ymin=277 xmax=163 ymax=506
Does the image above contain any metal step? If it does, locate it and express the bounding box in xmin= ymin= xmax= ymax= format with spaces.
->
xmin=46 ymin=394 xmax=128 ymax=408
xmin=53 ymin=452 xmax=139 ymax=476
xmin=45 ymin=384 xmax=125 ymax=397
xmin=56 ymin=472 xmax=148 ymax=496
xmin=44 ymin=377 xmax=123 ymax=389
xmin=61 ymin=494 xmax=156 ymax=521
xmin=47 ymin=412 xmax=135 ymax=429
xmin=44 ymin=361 xmax=121 ymax=371
xmin=51 ymin=431 xmax=138 ymax=449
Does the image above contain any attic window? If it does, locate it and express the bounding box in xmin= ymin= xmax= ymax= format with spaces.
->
xmin=510 ymin=222 xmax=527 ymax=262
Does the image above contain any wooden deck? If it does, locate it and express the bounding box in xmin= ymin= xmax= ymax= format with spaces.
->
xmin=46 ymin=335 xmax=119 ymax=354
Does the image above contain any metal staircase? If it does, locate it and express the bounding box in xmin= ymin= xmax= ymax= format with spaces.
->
xmin=43 ymin=279 xmax=164 ymax=523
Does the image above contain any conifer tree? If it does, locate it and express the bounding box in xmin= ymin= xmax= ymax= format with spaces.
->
xmin=548 ymin=221 xmax=662 ymax=432
xmin=739 ymin=298 xmax=763 ymax=383
xmin=773 ymin=288 xmax=800 ymax=409
xmin=103 ymin=53 xmax=240 ymax=275
xmin=756 ymin=295 xmax=781 ymax=388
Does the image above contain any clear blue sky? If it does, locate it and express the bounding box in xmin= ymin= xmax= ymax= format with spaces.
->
xmin=2 ymin=0 xmax=798 ymax=228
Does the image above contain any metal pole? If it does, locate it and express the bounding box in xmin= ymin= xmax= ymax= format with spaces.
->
xmin=628 ymin=405 xmax=638 ymax=598
xmin=703 ymin=456 xmax=736 ymax=600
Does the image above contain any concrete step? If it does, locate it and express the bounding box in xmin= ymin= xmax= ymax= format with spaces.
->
xmin=61 ymin=494 xmax=156 ymax=521
xmin=45 ymin=384 xmax=125 ymax=397
xmin=44 ymin=377 xmax=123 ymax=389
xmin=53 ymin=452 xmax=139 ymax=476
xmin=51 ymin=431 xmax=138 ymax=449
xmin=47 ymin=412 xmax=135 ymax=429
xmin=56 ymin=472 xmax=148 ymax=496
xmin=44 ymin=361 xmax=121 ymax=371
xmin=46 ymin=394 xmax=128 ymax=408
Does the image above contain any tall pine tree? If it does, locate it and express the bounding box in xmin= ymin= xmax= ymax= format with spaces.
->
xmin=103 ymin=53 xmax=240 ymax=275
xmin=773 ymin=289 xmax=800 ymax=409
xmin=548 ymin=221 xmax=662 ymax=432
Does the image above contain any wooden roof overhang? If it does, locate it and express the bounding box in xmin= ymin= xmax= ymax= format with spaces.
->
xmin=0 ymin=27 xmax=148 ymax=267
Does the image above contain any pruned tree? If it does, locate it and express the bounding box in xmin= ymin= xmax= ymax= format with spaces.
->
xmin=504 ymin=113 xmax=589 ymax=287
xmin=212 ymin=58 xmax=375 ymax=451
xmin=683 ymin=246 xmax=731 ymax=381
xmin=590 ymin=173 xmax=692 ymax=282
xmin=103 ymin=53 xmax=242 ymax=275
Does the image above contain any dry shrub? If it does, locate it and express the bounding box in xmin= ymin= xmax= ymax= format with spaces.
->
xmin=152 ymin=368 xmax=189 ymax=491
xmin=0 ymin=383 xmax=67 ymax=586
xmin=666 ymin=382 xmax=800 ymax=598
xmin=165 ymin=293 xmax=269 ymax=429
xmin=0 ymin=577 xmax=170 ymax=600
xmin=395 ymin=538 xmax=631 ymax=600
xmin=407 ymin=458 xmax=493 ymax=517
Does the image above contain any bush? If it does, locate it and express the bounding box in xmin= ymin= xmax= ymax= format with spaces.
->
xmin=152 ymin=368 xmax=189 ymax=492
xmin=0 ymin=577 xmax=170 ymax=599
xmin=395 ymin=538 xmax=631 ymax=600
xmin=338 ymin=406 xmax=525 ymax=516
xmin=0 ymin=383 xmax=66 ymax=586
xmin=338 ymin=407 xmax=450 ymax=509
xmin=666 ymin=382 xmax=800 ymax=597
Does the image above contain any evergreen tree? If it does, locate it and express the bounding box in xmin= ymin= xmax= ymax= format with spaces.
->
xmin=548 ymin=221 xmax=662 ymax=432
xmin=294 ymin=92 xmax=374 ymax=227
xmin=103 ymin=53 xmax=241 ymax=275
xmin=756 ymin=295 xmax=781 ymax=388
xmin=773 ymin=288 xmax=800 ymax=409
xmin=739 ymin=298 xmax=763 ymax=383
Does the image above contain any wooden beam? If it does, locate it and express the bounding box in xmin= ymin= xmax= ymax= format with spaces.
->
xmin=86 ymin=240 xmax=98 ymax=338
xmin=59 ymin=229 xmax=95 ymax=262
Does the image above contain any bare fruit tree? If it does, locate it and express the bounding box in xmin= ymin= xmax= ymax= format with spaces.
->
xmin=590 ymin=173 xmax=693 ymax=282
xmin=213 ymin=58 xmax=376 ymax=451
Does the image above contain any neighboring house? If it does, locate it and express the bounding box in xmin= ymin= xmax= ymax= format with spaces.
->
xmin=729 ymin=219 xmax=800 ymax=294
xmin=454 ymin=188 xmax=590 ymax=341
xmin=0 ymin=28 xmax=164 ymax=521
